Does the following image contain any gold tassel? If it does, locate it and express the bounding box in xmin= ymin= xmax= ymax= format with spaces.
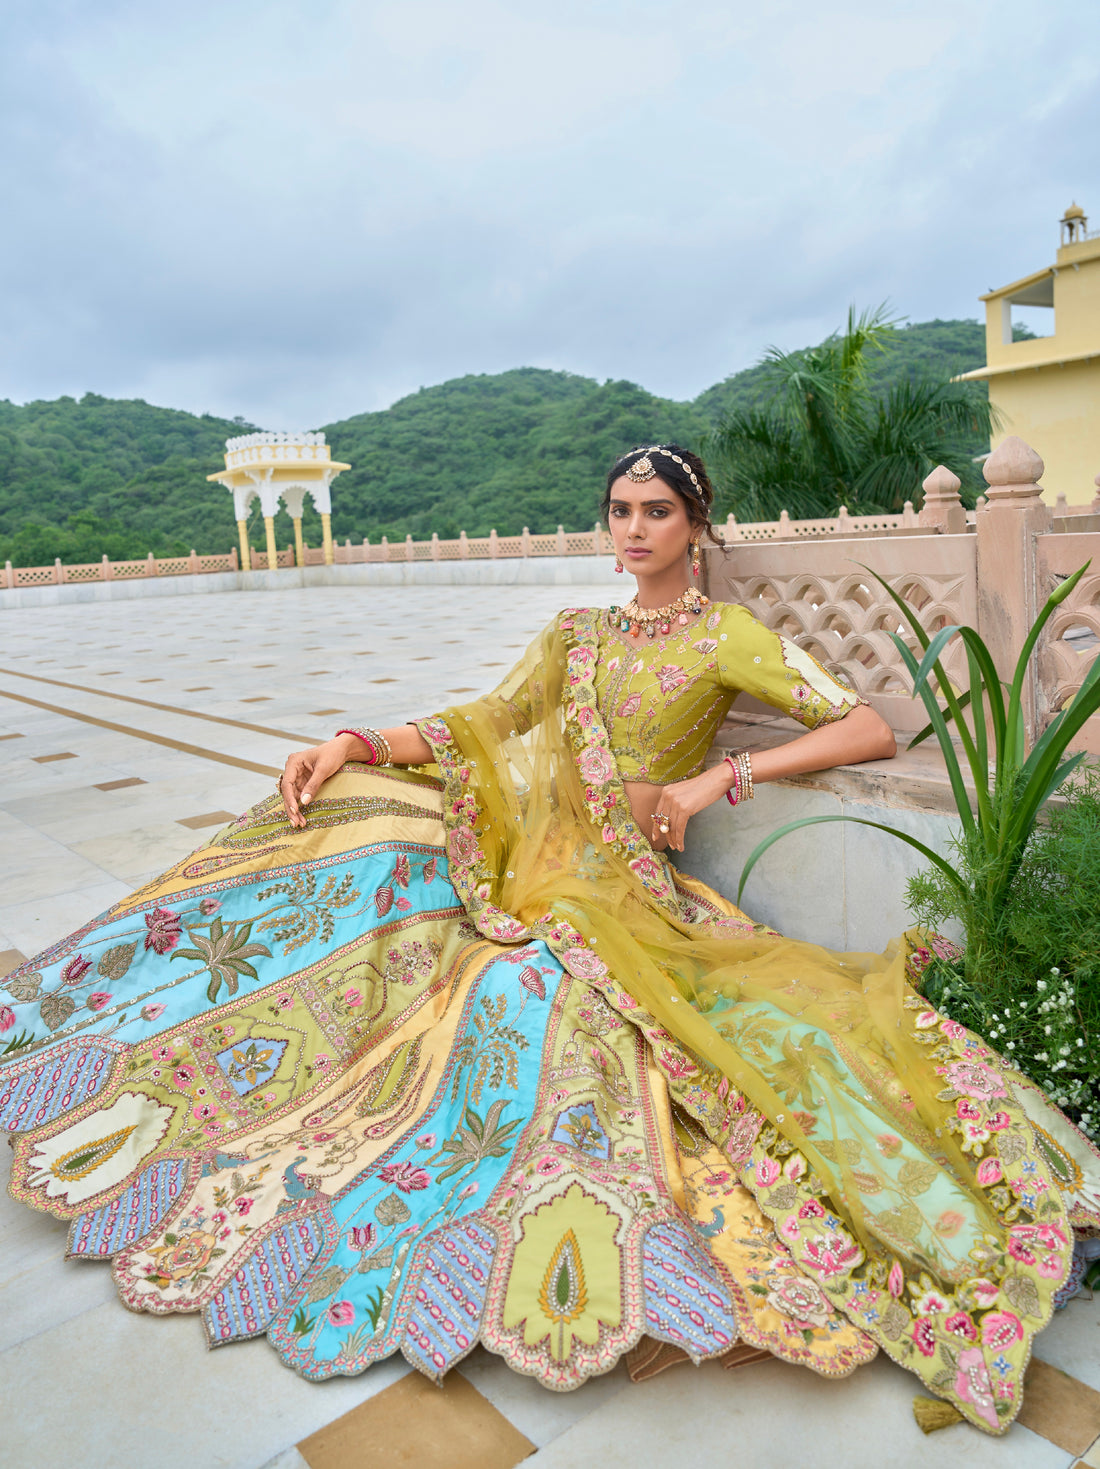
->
xmin=912 ymin=1396 xmax=965 ymax=1433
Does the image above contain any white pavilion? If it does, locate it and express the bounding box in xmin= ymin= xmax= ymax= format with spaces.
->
xmin=208 ymin=431 xmax=351 ymax=571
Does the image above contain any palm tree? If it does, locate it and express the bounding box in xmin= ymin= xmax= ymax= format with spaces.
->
xmin=705 ymin=306 xmax=997 ymax=522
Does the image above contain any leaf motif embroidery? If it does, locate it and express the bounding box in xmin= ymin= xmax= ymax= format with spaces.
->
xmin=1002 ymin=1274 xmax=1041 ymax=1319
xmin=375 ymin=1192 xmax=412 ymax=1226
xmin=305 ymin=1264 xmax=348 ymax=1303
xmin=40 ymin=992 xmax=77 ymax=1031
xmin=357 ymin=1246 xmax=395 ymax=1273
xmin=897 ymin=1159 xmax=939 ymax=1197
xmin=5 ymin=972 xmax=43 ymax=1003
xmin=98 ymin=943 xmax=137 ymax=981
xmin=171 ymin=916 xmax=272 ymax=1003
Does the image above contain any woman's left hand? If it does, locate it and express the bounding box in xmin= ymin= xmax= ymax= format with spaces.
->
xmin=650 ymin=764 xmax=733 ymax=852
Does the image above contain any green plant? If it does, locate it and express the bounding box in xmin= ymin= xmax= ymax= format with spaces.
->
xmin=705 ymin=306 xmax=996 ymax=520
xmin=739 ymin=561 xmax=1100 ymax=981
xmin=739 ymin=563 xmax=1100 ymax=1135
xmin=906 ymin=767 xmax=1100 ymax=1134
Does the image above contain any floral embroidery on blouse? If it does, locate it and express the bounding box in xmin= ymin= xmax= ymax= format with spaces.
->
xmin=595 ymin=602 xmax=866 ymax=786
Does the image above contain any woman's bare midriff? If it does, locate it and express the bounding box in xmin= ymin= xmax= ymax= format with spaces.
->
xmin=623 ymin=779 xmax=670 ymax=850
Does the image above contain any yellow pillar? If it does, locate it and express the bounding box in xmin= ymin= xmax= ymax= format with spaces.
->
xmin=237 ymin=519 xmax=252 ymax=572
xmin=321 ymin=511 xmax=334 ymax=565
xmin=293 ymin=517 xmax=305 ymax=567
xmin=264 ymin=515 xmax=278 ymax=571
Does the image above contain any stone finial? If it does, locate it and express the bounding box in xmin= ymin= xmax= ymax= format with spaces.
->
xmin=983 ymin=437 xmax=1045 ymax=499
xmin=920 ymin=465 xmax=966 ymax=533
xmin=1092 ymin=474 xmax=1100 ymax=513
xmin=923 ymin=465 xmax=961 ymax=500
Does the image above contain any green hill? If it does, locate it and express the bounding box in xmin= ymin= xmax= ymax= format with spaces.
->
xmin=694 ymin=317 xmax=989 ymax=421
xmin=321 ymin=370 xmax=706 ymax=543
xmin=0 ymin=320 xmax=992 ymax=565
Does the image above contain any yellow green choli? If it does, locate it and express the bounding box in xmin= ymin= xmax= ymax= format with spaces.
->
xmin=594 ymin=601 xmax=866 ymax=784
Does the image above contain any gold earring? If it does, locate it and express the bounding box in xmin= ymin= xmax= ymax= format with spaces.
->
xmin=691 ymin=541 xmax=701 ymax=577
xmin=615 ymin=555 xmax=624 ymax=574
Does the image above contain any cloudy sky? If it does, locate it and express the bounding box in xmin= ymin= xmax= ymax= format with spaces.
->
xmin=2 ymin=0 xmax=1097 ymax=427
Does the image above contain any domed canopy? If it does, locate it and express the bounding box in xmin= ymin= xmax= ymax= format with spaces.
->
xmin=1060 ymin=202 xmax=1089 ymax=246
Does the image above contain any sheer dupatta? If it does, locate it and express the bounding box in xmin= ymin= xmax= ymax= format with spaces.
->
xmin=416 ymin=606 xmax=1100 ymax=1434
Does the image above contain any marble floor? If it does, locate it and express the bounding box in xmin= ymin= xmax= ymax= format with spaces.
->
xmin=2 ymin=585 xmax=1099 ymax=1469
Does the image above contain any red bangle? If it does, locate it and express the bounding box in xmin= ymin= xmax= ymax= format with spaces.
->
xmin=724 ymin=753 xmax=741 ymax=806
xmin=336 ymin=727 xmax=392 ymax=766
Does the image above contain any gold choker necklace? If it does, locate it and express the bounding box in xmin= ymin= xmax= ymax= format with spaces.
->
xmin=609 ymin=588 xmax=709 ymax=639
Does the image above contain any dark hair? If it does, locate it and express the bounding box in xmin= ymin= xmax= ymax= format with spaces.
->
xmin=602 ymin=443 xmax=724 ymax=547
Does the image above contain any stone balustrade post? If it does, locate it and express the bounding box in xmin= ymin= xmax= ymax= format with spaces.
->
xmin=1055 ymin=493 xmax=1069 ymax=518
xmin=1092 ymin=474 xmax=1100 ymax=514
xmin=381 ymin=535 xmax=390 ymax=562
xmin=230 ymin=546 xmax=239 ymax=571
xmin=189 ymin=549 xmax=199 ymax=574
xmin=725 ymin=513 xmax=738 ymax=543
xmin=919 ymin=466 xmax=967 ymax=534
xmin=460 ymin=530 xmax=469 ymax=560
xmin=490 ymin=529 xmax=499 ymax=559
xmin=837 ymin=506 xmax=852 ymax=535
xmin=521 ymin=526 xmax=531 ymax=557
xmin=902 ymin=500 xmax=918 ymax=527
xmin=556 ymin=525 xmax=566 ymax=555
xmin=101 ymin=554 xmax=110 ymax=581
xmin=593 ymin=521 xmax=602 ymax=555
xmin=431 ymin=533 xmax=440 ymax=561
xmin=975 ymin=436 xmax=1052 ymax=743
xmin=778 ymin=510 xmax=791 ymax=537
xmin=405 ymin=534 xmax=414 ymax=562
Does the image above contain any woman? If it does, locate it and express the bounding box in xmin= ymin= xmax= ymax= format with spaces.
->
xmin=2 ymin=445 xmax=1097 ymax=1434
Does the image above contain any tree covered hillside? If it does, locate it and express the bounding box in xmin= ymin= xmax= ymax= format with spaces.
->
xmin=0 ymin=394 xmax=255 ymax=565
xmin=321 ymin=369 xmax=706 ymax=543
xmin=694 ymin=317 xmax=989 ymax=421
xmin=0 ymin=320 xmax=992 ymax=564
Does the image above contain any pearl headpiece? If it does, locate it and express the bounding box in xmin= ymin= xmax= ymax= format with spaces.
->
xmin=623 ymin=446 xmax=705 ymax=502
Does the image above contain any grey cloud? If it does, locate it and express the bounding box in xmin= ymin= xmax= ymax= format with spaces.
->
xmin=1 ymin=0 xmax=1097 ymax=426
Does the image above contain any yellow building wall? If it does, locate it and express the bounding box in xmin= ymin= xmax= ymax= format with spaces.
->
xmin=989 ymin=358 xmax=1100 ymax=504
xmin=974 ymin=230 xmax=1100 ymax=505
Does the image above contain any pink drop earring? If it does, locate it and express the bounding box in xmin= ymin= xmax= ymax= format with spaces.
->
xmin=615 ymin=555 xmax=624 ymax=574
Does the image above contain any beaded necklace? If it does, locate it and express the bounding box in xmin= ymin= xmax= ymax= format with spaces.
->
xmin=608 ymin=588 xmax=709 ymax=639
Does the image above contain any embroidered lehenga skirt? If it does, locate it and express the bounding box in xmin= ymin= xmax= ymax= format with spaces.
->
xmin=2 ymin=765 xmax=1099 ymax=1432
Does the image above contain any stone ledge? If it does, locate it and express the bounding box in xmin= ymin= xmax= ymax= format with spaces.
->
xmin=709 ymin=713 xmax=973 ymax=817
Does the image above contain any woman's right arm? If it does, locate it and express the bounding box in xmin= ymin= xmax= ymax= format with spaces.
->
xmin=280 ymin=725 xmax=432 ymax=828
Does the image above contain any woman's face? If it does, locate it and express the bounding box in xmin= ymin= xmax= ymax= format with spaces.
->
xmin=606 ymin=475 xmax=695 ymax=579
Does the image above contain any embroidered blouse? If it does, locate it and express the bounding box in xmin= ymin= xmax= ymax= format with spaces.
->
xmin=595 ymin=601 xmax=865 ymax=784
xmin=477 ymin=602 xmax=865 ymax=787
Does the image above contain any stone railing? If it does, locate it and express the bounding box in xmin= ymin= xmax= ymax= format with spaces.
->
xmin=0 ymin=491 xmax=1007 ymax=589
xmin=707 ymin=440 xmax=1100 ymax=753
xmin=2 ymin=549 xmax=242 ymax=589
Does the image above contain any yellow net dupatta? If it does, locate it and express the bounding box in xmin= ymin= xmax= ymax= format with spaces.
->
xmin=415 ymin=606 xmax=1085 ymax=1434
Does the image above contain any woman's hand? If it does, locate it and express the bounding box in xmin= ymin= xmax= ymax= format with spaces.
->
xmin=279 ymin=735 xmax=358 ymax=828
xmin=649 ymin=763 xmax=734 ymax=853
